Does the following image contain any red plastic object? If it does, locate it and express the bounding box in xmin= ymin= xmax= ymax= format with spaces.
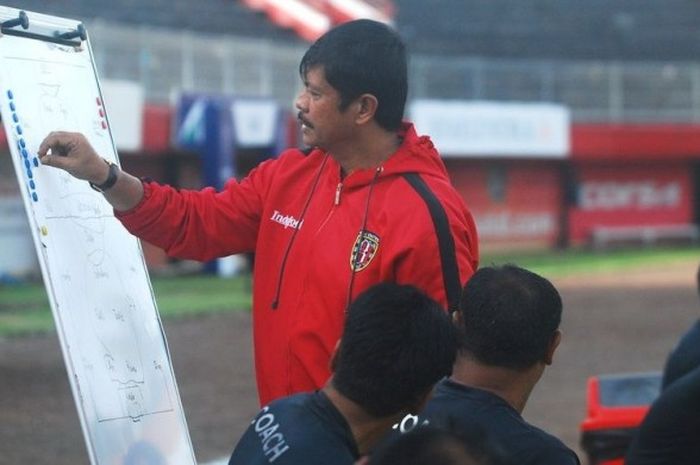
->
xmin=579 ymin=372 xmax=661 ymax=465
xmin=581 ymin=376 xmax=652 ymax=432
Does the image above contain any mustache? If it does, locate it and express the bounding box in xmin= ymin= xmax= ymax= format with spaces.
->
xmin=297 ymin=112 xmax=313 ymax=129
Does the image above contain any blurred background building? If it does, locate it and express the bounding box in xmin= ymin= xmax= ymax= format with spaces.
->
xmin=1 ymin=0 xmax=699 ymax=276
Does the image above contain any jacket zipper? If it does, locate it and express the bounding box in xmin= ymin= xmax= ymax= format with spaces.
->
xmin=345 ymin=166 xmax=383 ymax=309
xmin=334 ymin=182 xmax=342 ymax=205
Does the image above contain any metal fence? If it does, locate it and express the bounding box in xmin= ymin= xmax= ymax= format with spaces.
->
xmin=88 ymin=21 xmax=700 ymax=122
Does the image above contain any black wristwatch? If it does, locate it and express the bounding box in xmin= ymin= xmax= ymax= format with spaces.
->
xmin=89 ymin=159 xmax=119 ymax=192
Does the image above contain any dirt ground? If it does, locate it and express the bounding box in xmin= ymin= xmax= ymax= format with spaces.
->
xmin=0 ymin=260 xmax=698 ymax=465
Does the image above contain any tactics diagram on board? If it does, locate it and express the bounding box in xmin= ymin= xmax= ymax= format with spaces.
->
xmin=3 ymin=44 xmax=176 ymax=424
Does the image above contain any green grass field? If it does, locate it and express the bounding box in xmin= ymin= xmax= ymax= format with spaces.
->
xmin=0 ymin=246 xmax=697 ymax=337
xmin=481 ymin=245 xmax=700 ymax=278
xmin=0 ymin=274 xmax=252 ymax=337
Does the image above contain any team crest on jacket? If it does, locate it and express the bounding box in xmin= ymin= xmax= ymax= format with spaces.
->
xmin=350 ymin=231 xmax=380 ymax=271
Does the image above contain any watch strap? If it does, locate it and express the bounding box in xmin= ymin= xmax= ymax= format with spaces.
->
xmin=89 ymin=159 xmax=119 ymax=192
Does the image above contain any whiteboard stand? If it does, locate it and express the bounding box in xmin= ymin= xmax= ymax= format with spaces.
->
xmin=0 ymin=6 xmax=198 ymax=464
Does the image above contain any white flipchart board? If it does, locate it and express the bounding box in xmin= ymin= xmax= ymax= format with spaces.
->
xmin=0 ymin=7 xmax=197 ymax=465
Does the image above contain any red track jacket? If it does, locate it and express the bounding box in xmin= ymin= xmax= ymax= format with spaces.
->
xmin=116 ymin=123 xmax=479 ymax=406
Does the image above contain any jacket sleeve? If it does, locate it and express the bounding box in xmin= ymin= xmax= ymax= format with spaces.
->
xmin=116 ymin=159 xmax=276 ymax=261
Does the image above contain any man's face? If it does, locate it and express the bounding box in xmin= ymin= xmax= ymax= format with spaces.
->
xmin=295 ymin=66 xmax=355 ymax=150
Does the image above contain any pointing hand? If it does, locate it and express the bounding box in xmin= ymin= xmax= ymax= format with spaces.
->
xmin=38 ymin=131 xmax=110 ymax=185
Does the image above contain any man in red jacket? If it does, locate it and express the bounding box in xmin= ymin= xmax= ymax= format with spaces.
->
xmin=38 ymin=19 xmax=479 ymax=407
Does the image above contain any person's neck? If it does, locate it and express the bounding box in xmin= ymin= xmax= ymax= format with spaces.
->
xmin=331 ymin=128 xmax=401 ymax=176
xmin=322 ymin=384 xmax=401 ymax=456
xmin=449 ymin=356 xmax=543 ymax=414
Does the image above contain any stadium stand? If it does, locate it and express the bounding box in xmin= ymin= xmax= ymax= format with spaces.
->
xmin=396 ymin=0 xmax=700 ymax=61
xmin=5 ymin=0 xmax=700 ymax=62
xmin=1 ymin=0 xmax=302 ymax=43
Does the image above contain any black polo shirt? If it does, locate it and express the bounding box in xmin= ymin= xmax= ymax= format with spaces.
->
xmin=662 ymin=319 xmax=700 ymax=388
xmin=228 ymin=390 xmax=359 ymax=465
xmin=626 ymin=365 xmax=700 ymax=465
xmin=420 ymin=378 xmax=580 ymax=465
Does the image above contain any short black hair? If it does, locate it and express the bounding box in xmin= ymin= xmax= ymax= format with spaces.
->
xmin=299 ymin=19 xmax=407 ymax=131
xmin=332 ymin=283 xmax=457 ymax=417
xmin=458 ymin=265 xmax=562 ymax=370
xmin=368 ymin=425 xmax=513 ymax=465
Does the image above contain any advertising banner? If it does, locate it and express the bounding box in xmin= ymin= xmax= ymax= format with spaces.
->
xmin=568 ymin=164 xmax=693 ymax=244
xmin=410 ymin=100 xmax=570 ymax=158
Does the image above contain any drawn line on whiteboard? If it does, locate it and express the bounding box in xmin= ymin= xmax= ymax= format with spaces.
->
xmin=3 ymin=55 xmax=87 ymax=68
xmin=111 ymin=380 xmax=147 ymax=387
xmin=97 ymin=408 xmax=176 ymax=424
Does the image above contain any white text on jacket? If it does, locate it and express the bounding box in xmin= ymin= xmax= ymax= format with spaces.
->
xmin=270 ymin=210 xmax=304 ymax=230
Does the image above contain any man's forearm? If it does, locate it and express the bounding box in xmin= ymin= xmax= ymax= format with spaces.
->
xmin=103 ymin=169 xmax=145 ymax=212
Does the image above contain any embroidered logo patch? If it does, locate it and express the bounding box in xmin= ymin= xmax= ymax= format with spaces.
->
xmin=350 ymin=231 xmax=380 ymax=272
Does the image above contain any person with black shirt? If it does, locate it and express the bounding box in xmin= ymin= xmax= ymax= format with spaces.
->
xmin=624 ymin=262 xmax=700 ymax=465
xmin=660 ymin=262 xmax=700 ymax=389
xmin=368 ymin=425 xmax=512 ymax=465
xmin=227 ymin=283 xmax=457 ymax=465
xmin=625 ymin=364 xmax=700 ymax=465
xmin=419 ymin=265 xmax=580 ymax=465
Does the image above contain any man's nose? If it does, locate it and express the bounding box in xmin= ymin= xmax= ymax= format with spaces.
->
xmin=295 ymin=91 xmax=308 ymax=112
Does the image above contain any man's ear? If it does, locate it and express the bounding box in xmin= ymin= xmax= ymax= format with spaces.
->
xmin=354 ymin=94 xmax=378 ymax=125
xmin=544 ymin=330 xmax=562 ymax=366
xmin=329 ymin=338 xmax=342 ymax=372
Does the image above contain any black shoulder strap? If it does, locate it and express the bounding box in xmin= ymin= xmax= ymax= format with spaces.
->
xmin=402 ymin=173 xmax=462 ymax=313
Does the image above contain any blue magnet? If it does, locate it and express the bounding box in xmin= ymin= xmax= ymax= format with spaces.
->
xmin=32 ymin=192 xmax=38 ymax=202
xmin=29 ymin=180 xmax=35 ymax=189
xmin=33 ymin=157 xmax=39 ymax=167
xmin=21 ymin=149 xmax=28 ymax=159
xmin=9 ymin=102 xmax=15 ymax=111
xmin=7 ymin=90 xmax=13 ymax=100
xmin=16 ymin=125 xmax=22 ymax=135
xmin=24 ymin=159 xmax=30 ymax=170
xmin=19 ymin=138 xmax=25 ymax=148
xmin=26 ymin=170 xmax=33 ymax=179
xmin=12 ymin=113 xmax=18 ymax=123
